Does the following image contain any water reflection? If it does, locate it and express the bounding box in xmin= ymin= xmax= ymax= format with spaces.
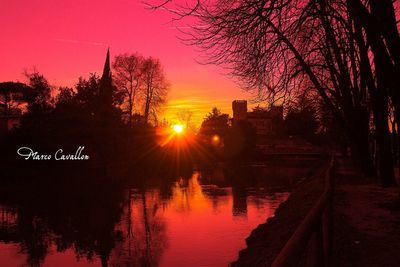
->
xmin=0 ymin=168 xmax=295 ymax=267
xmin=109 ymin=190 xmax=167 ymax=267
xmin=0 ymin=182 xmax=124 ymax=267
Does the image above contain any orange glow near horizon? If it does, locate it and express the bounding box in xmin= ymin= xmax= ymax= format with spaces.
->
xmin=0 ymin=0 xmax=255 ymax=129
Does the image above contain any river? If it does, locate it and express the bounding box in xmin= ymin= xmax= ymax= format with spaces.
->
xmin=0 ymin=166 xmax=304 ymax=267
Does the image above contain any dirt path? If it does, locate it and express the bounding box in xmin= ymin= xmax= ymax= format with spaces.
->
xmin=332 ymin=158 xmax=400 ymax=267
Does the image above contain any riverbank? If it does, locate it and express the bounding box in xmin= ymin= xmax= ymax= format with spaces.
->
xmin=232 ymin=156 xmax=400 ymax=267
xmin=332 ymin=158 xmax=400 ymax=267
xmin=232 ymin=158 xmax=328 ymax=266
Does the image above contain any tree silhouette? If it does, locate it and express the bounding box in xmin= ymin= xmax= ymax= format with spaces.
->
xmin=200 ymin=107 xmax=230 ymax=138
xmin=0 ymin=82 xmax=30 ymax=116
xmin=176 ymin=108 xmax=194 ymax=130
xmin=285 ymin=107 xmax=318 ymax=141
xmin=141 ymin=57 xmax=169 ymax=124
xmin=113 ymin=53 xmax=144 ymax=127
xmin=24 ymin=71 xmax=52 ymax=115
xmin=148 ymin=0 xmax=400 ymax=186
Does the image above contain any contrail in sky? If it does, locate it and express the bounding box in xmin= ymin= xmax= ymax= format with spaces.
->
xmin=55 ymin=38 xmax=108 ymax=46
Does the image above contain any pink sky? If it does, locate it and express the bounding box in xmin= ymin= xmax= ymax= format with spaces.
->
xmin=0 ymin=0 xmax=254 ymax=126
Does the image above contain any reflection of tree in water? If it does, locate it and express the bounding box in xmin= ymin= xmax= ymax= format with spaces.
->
xmin=0 ymin=181 xmax=125 ymax=267
xmin=14 ymin=212 xmax=51 ymax=267
xmin=199 ymin=166 xmax=293 ymax=218
xmin=109 ymin=189 xmax=168 ymax=267
xmin=0 ymin=166 xmax=292 ymax=266
xmin=231 ymin=187 xmax=248 ymax=217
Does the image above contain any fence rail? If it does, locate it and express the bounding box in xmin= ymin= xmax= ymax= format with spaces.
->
xmin=271 ymin=157 xmax=335 ymax=267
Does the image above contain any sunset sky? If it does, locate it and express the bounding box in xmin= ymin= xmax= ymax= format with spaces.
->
xmin=0 ymin=0 xmax=254 ymax=127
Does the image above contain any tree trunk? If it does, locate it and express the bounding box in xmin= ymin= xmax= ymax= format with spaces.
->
xmin=371 ymin=91 xmax=396 ymax=186
xmin=392 ymin=120 xmax=397 ymax=165
xmin=128 ymin=97 xmax=133 ymax=127
xmin=370 ymin=0 xmax=400 ymax=68
xmin=144 ymin=100 xmax=150 ymax=124
xmin=349 ymin=0 xmax=398 ymax=186
xmin=349 ymin=107 xmax=376 ymax=177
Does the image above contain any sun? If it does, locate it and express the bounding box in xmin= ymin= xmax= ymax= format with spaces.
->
xmin=172 ymin=124 xmax=184 ymax=134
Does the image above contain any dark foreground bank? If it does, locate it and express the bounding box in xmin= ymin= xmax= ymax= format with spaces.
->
xmin=332 ymin=158 xmax=400 ymax=267
xmin=232 ymin=157 xmax=328 ymax=266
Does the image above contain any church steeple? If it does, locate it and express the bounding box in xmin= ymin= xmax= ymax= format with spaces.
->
xmin=98 ymin=48 xmax=114 ymax=117
xmin=100 ymin=48 xmax=112 ymax=85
